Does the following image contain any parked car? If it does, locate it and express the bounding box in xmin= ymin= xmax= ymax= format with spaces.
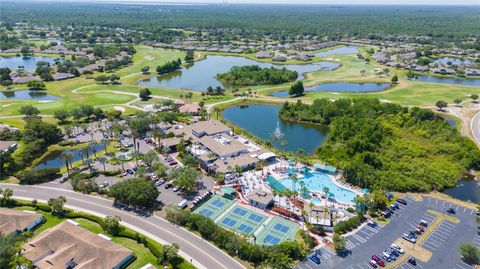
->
xmin=369 ymin=260 xmax=378 ymax=268
xmin=126 ymin=169 xmax=134 ymax=175
xmin=367 ymin=221 xmax=378 ymax=228
xmin=402 ymin=234 xmax=417 ymax=243
xmin=173 ymin=186 xmax=180 ymax=192
xmin=165 ymin=183 xmax=173 ymax=189
xmin=391 ymin=244 xmax=404 ymax=254
xmin=408 ymin=258 xmax=417 ymax=266
xmin=382 ymin=250 xmax=395 ymax=262
xmin=420 ymin=220 xmax=429 ymax=227
xmin=396 ymin=199 xmax=407 ymax=205
xmin=308 ymin=254 xmax=321 ymax=265
xmin=447 ymin=208 xmax=456 ymax=214
xmin=155 ymin=180 xmax=165 ymax=187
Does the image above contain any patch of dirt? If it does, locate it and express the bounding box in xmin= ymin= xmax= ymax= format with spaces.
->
xmin=143 ymin=55 xmax=154 ymax=60
xmin=114 ymin=106 xmax=126 ymax=112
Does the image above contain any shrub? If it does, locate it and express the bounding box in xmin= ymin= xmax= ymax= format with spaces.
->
xmin=334 ymin=213 xmax=364 ymax=234
xmin=346 ymin=207 xmax=355 ymax=213
xmin=17 ymin=168 xmax=61 ymax=185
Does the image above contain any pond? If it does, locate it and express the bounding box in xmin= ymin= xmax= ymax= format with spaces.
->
xmin=35 ymin=143 xmax=104 ymax=169
xmin=138 ymin=55 xmax=340 ymax=91
xmin=443 ymin=180 xmax=480 ymax=203
xmin=433 ymin=57 xmax=474 ymax=65
xmin=222 ymin=104 xmax=329 ymax=154
xmin=0 ymin=90 xmax=60 ymax=100
xmin=0 ymin=55 xmax=63 ymax=70
xmin=315 ymin=45 xmax=358 ymax=57
xmin=409 ymin=75 xmax=480 ymax=87
xmin=269 ymin=82 xmax=391 ymax=97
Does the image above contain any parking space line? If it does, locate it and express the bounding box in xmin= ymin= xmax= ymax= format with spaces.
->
xmin=352 ymin=234 xmax=367 ymax=243
xmin=303 ymin=262 xmax=313 ymax=269
xmin=471 ymin=209 xmax=475 ymax=215
xmin=457 ymin=261 xmax=474 ymax=269
xmin=464 ymin=207 xmax=467 ymax=213
xmin=362 ymin=261 xmax=371 ymax=268
xmin=422 ymin=242 xmax=437 ymax=250
xmin=432 ymin=232 xmax=447 ymax=239
xmin=357 ymin=229 xmax=373 ymax=237
xmin=356 ymin=264 xmax=365 ymax=269
xmin=442 ymin=200 xmax=445 ymax=207
xmin=427 ymin=238 xmax=443 ymax=245
xmin=403 ymin=262 xmax=416 ymax=269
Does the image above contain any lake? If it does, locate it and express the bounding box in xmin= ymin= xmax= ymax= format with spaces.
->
xmin=138 ymin=55 xmax=340 ymax=91
xmin=0 ymin=90 xmax=60 ymax=100
xmin=433 ymin=57 xmax=474 ymax=65
xmin=269 ymin=82 xmax=391 ymax=97
xmin=222 ymin=104 xmax=329 ymax=154
xmin=35 ymin=144 xmax=104 ymax=169
xmin=315 ymin=45 xmax=358 ymax=57
xmin=443 ymin=180 xmax=480 ymax=203
xmin=410 ymin=75 xmax=480 ymax=87
xmin=0 ymin=55 xmax=63 ymax=70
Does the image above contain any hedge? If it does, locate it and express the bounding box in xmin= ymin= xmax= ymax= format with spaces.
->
xmin=334 ymin=213 xmax=365 ymax=234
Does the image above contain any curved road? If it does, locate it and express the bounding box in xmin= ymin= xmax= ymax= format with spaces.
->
xmin=0 ymin=183 xmax=244 ymax=269
xmin=472 ymin=111 xmax=480 ymax=147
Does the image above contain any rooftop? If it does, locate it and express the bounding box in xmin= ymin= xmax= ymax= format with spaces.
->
xmin=0 ymin=208 xmax=42 ymax=235
xmin=22 ymin=221 xmax=132 ymax=269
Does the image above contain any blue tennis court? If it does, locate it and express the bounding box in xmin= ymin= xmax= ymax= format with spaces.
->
xmin=263 ymin=234 xmax=281 ymax=245
xmin=199 ymin=208 xmax=213 ymax=217
xmin=237 ymin=224 xmax=254 ymax=234
xmin=248 ymin=213 xmax=264 ymax=223
xmin=233 ymin=207 xmax=248 ymax=216
xmin=212 ymin=200 xmax=225 ymax=207
xmin=274 ymin=223 xmax=290 ymax=233
xmin=221 ymin=217 xmax=237 ymax=228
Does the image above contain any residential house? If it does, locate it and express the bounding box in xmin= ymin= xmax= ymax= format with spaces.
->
xmin=0 ymin=208 xmax=44 ymax=236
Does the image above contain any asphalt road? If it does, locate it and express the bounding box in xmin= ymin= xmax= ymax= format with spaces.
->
xmin=0 ymin=183 xmax=244 ymax=269
xmin=472 ymin=111 xmax=480 ymax=147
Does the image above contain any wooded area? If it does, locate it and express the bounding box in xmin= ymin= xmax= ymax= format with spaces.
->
xmin=280 ymin=99 xmax=480 ymax=192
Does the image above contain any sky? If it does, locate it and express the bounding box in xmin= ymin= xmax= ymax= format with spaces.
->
xmin=26 ymin=0 xmax=480 ymax=5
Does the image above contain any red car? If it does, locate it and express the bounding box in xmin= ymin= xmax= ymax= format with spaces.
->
xmin=369 ymin=260 xmax=378 ymax=268
xmin=372 ymin=255 xmax=385 ymax=267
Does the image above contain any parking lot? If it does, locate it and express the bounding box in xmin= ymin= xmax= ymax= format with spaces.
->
xmin=295 ymin=195 xmax=478 ymax=269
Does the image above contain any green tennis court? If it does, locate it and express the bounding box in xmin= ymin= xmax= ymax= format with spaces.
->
xmin=256 ymin=217 xmax=298 ymax=245
xmin=193 ymin=195 xmax=298 ymax=245
xmin=193 ymin=195 xmax=235 ymax=220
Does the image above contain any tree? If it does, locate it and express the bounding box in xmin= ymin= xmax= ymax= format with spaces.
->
xmin=333 ymin=233 xmax=347 ymax=253
xmin=2 ymin=188 xmax=13 ymax=200
xmin=160 ymin=243 xmax=180 ymax=265
xmin=454 ymin=98 xmax=463 ymax=107
xmin=19 ymin=105 xmax=40 ymax=118
xmin=60 ymin=153 xmax=73 ymax=176
xmin=460 ymin=243 xmax=480 ymax=264
xmin=142 ymin=150 xmax=159 ymax=167
xmin=110 ymin=74 xmax=120 ymax=84
xmin=20 ymin=46 xmax=31 ymax=56
xmin=391 ymin=74 xmax=398 ymax=84
xmin=471 ymin=94 xmax=479 ymax=103
xmin=288 ymin=81 xmax=304 ymax=97
xmin=128 ymin=115 xmax=151 ymax=154
xmin=139 ymin=88 xmax=152 ymax=100
xmin=48 ymin=196 xmax=66 ymax=215
xmin=54 ymin=109 xmax=70 ymax=124
xmin=105 ymin=215 xmax=122 ymax=235
xmin=406 ymin=69 xmax=415 ymax=79
xmin=263 ymin=252 xmax=292 ymax=269
xmin=98 ymin=156 xmax=108 ymax=171
xmin=435 ymin=100 xmax=448 ymax=111
xmin=0 ymin=234 xmax=18 ymax=268
xmin=109 ymin=178 xmax=159 ymax=208
xmin=168 ymin=166 xmax=201 ymax=194
xmin=141 ymin=66 xmax=150 ymax=74
xmin=95 ymin=75 xmax=109 ymax=84
xmin=185 ymin=50 xmax=195 ymax=63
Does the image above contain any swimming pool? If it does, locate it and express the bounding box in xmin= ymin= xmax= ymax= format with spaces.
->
xmin=280 ymin=172 xmax=358 ymax=204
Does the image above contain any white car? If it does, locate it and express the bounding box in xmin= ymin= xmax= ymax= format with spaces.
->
xmin=391 ymin=244 xmax=404 ymax=254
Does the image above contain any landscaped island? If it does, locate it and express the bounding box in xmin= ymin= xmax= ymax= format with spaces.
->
xmin=216 ymin=65 xmax=298 ymax=86
xmin=279 ymin=98 xmax=480 ymax=192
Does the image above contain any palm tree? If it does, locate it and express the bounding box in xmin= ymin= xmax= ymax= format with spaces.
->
xmin=290 ymin=175 xmax=298 ymax=192
xmin=323 ymin=207 xmax=330 ymax=226
xmin=308 ymin=202 xmax=315 ymax=219
xmin=98 ymin=156 xmax=107 ymax=172
xmin=132 ymin=151 xmax=141 ymax=168
xmin=90 ymin=141 xmax=98 ymax=159
xmin=60 ymin=153 xmax=73 ymax=176
xmin=323 ymin=186 xmax=330 ymax=208
xmin=82 ymin=144 xmax=91 ymax=163
xmin=100 ymin=138 xmax=109 ymax=154
xmin=85 ymin=158 xmax=94 ymax=173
